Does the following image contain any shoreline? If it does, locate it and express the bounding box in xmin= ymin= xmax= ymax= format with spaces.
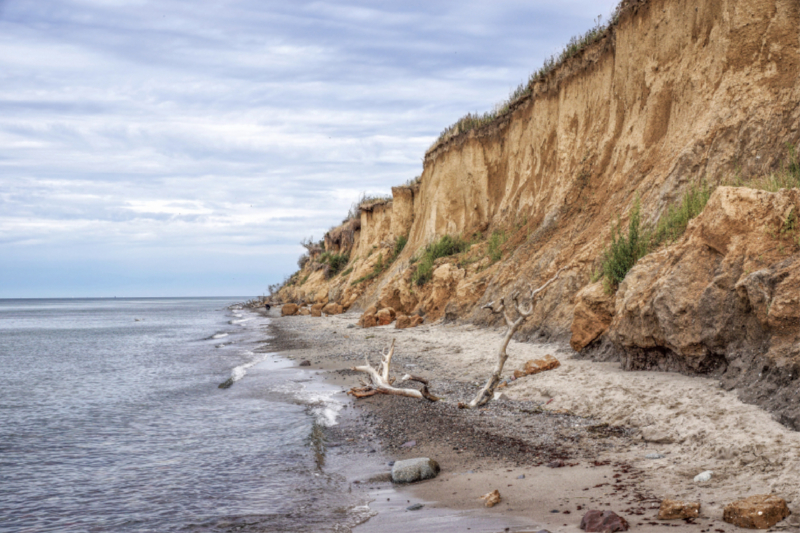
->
xmin=260 ymin=309 xmax=800 ymax=532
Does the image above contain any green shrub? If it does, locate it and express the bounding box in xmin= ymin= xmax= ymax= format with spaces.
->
xmin=487 ymin=230 xmax=508 ymax=262
xmin=600 ymin=199 xmax=648 ymax=290
xmin=394 ymin=235 xmax=408 ymax=257
xmin=318 ymin=252 xmax=350 ymax=276
xmin=650 ymin=181 xmax=713 ymax=247
xmin=598 ymin=184 xmax=713 ymax=292
xmin=340 ymin=266 xmax=353 ymax=277
xmin=411 ymin=235 xmax=470 ymax=286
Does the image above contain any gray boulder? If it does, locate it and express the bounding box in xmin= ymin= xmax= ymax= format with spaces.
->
xmin=391 ymin=457 xmax=440 ymax=483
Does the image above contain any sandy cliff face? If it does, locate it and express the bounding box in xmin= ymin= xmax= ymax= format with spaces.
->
xmin=278 ymin=0 xmax=800 ymax=425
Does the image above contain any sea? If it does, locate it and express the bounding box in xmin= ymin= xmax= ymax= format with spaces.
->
xmin=0 ymin=298 xmax=371 ymax=533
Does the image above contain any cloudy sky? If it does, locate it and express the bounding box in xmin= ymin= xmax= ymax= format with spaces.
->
xmin=0 ymin=0 xmax=618 ymax=298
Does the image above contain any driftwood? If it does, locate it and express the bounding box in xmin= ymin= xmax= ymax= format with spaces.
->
xmin=349 ymin=339 xmax=440 ymax=401
xmin=461 ymin=267 xmax=567 ymax=409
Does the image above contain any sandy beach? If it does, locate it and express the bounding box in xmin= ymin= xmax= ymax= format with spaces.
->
xmin=263 ymin=309 xmax=800 ymax=532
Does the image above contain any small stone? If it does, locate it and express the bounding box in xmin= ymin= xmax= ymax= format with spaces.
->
xmin=658 ymin=499 xmax=700 ymax=520
xmin=523 ymin=355 xmax=561 ymax=376
xmin=646 ymin=453 xmax=665 ymax=459
xmin=391 ymin=458 xmax=440 ymax=483
xmin=481 ymin=489 xmax=501 ymax=508
xmin=517 ymin=474 xmax=525 ymax=479
xmin=723 ymin=494 xmax=790 ymax=529
xmin=580 ymin=510 xmax=629 ymax=532
xmin=299 ymin=360 xmax=311 ymax=367
xmin=547 ymin=459 xmax=565 ymax=468
xmin=401 ymin=440 xmax=416 ymax=448
xmin=694 ymin=471 xmax=712 ymax=483
xmin=406 ymin=503 xmax=424 ymax=511
xmin=388 ymin=461 xmax=395 ymax=467
xmin=347 ymin=324 xmax=355 ymax=329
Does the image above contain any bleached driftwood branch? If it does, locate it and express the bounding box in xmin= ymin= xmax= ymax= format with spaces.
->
xmin=462 ymin=267 xmax=567 ymax=409
xmin=349 ymin=339 xmax=440 ymax=401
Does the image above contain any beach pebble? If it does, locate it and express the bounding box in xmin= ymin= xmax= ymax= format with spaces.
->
xmin=694 ymin=471 xmax=713 ymax=483
xmin=646 ymin=453 xmax=665 ymax=459
xmin=580 ymin=510 xmax=629 ymax=532
xmin=406 ymin=503 xmax=424 ymax=511
xmin=400 ymin=440 xmax=416 ymax=448
xmin=391 ymin=458 xmax=440 ymax=483
xmin=517 ymin=474 xmax=525 ymax=479
xmin=299 ymin=360 xmax=311 ymax=367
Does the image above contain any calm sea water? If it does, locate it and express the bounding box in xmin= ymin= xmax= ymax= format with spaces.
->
xmin=0 ymin=298 xmax=367 ymax=533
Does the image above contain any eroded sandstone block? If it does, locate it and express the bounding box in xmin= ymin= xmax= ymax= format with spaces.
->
xmin=723 ymin=495 xmax=790 ymax=529
xmin=658 ymin=499 xmax=700 ymax=520
xmin=298 ymin=307 xmax=311 ymax=316
xmin=281 ymin=303 xmax=299 ymax=316
xmin=359 ymin=313 xmax=378 ymax=328
xmin=376 ymin=307 xmax=396 ymax=326
xmin=396 ymin=315 xmax=424 ymax=329
xmin=322 ymin=303 xmax=343 ymax=315
xmin=311 ymin=303 xmax=323 ymax=317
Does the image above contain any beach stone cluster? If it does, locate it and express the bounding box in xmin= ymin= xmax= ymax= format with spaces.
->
xmin=390 ymin=457 xmax=440 ymax=483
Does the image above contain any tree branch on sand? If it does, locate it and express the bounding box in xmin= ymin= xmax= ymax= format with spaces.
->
xmin=348 ymin=339 xmax=441 ymax=401
xmin=460 ymin=267 xmax=567 ymax=409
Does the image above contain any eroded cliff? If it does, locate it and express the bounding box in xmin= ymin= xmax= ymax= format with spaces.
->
xmin=277 ymin=0 xmax=800 ymax=426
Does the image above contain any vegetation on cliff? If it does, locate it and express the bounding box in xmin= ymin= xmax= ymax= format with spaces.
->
xmin=428 ymin=6 xmax=623 ymax=153
xmin=411 ymin=235 xmax=470 ymax=286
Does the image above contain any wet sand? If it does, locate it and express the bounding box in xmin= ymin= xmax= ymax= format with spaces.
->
xmin=261 ymin=308 xmax=800 ymax=532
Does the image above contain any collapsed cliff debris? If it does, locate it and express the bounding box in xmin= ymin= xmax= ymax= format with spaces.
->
xmin=349 ymin=339 xmax=441 ymax=401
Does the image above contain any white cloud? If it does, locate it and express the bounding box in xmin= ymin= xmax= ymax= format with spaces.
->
xmin=0 ymin=0 xmax=621 ymax=296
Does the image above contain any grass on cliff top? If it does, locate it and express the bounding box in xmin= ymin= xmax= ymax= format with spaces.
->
xmin=411 ymin=234 xmax=470 ymax=286
xmin=343 ymin=192 xmax=393 ymax=222
xmin=428 ymin=7 xmax=623 ymax=153
xmin=598 ymin=182 xmax=714 ymax=292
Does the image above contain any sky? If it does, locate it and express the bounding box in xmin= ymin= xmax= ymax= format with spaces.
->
xmin=0 ymin=0 xmax=619 ymax=298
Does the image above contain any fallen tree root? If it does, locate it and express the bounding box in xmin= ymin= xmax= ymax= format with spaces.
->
xmin=349 ymin=339 xmax=440 ymax=401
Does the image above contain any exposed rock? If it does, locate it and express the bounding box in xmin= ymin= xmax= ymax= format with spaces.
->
xmin=396 ymin=314 xmax=424 ymax=329
xmin=523 ymin=355 xmax=561 ymax=376
xmin=322 ymin=303 xmax=343 ymax=315
xmin=571 ymin=282 xmax=615 ymax=351
xmin=658 ymin=499 xmax=700 ymax=520
xmin=310 ymin=303 xmax=323 ymax=317
xmin=480 ymin=489 xmax=501 ymax=508
xmin=281 ymin=304 xmax=299 ymax=316
xmin=645 ymin=453 xmax=665 ymax=459
xmin=376 ymin=307 xmax=396 ymax=326
xmin=298 ymin=307 xmax=311 ymax=316
xmin=580 ymin=510 xmax=629 ymax=532
xmin=299 ymin=360 xmax=311 ymax=367
xmin=513 ymin=369 xmax=526 ymax=379
xmin=359 ymin=313 xmax=378 ymax=328
xmin=391 ymin=457 xmax=440 ymax=483
xmin=406 ymin=503 xmax=424 ymax=511
xmin=723 ymin=495 xmax=790 ymax=529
